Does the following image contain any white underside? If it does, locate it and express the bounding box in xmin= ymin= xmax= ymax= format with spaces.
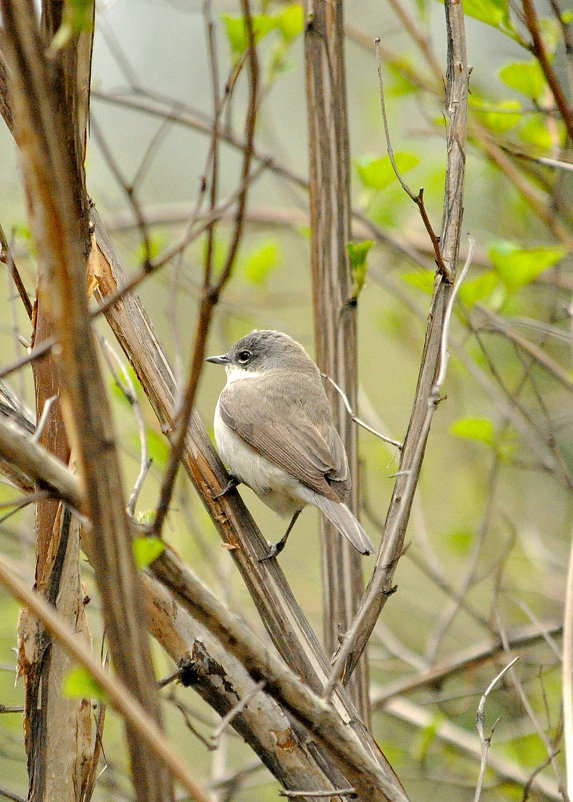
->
xmin=214 ymin=399 xmax=308 ymax=517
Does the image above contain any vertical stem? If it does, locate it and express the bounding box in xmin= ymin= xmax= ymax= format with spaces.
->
xmin=24 ymin=3 xmax=94 ymax=799
xmin=2 ymin=4 xmax=174 ymax=799
xmin=304 ymin=0 xmax=369 ymax=721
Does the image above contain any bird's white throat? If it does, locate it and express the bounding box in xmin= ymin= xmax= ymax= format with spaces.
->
xmin=224 ymin=365 xmax=263 ymax=384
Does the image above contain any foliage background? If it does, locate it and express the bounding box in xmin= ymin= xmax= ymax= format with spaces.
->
xmin=0 ymin=0 xmax=571 ymax=799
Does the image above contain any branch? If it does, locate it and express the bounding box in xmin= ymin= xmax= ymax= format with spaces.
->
xmin=0 ymin=3 xmax=173 ymax=797
xmin=474 ymin=657 xmax=520 ymax=802
xmin=0 ymin=554 xmax=213 ymax=802
xmin=375 ymin=39 xmax=448 ymax=277
xmin=151 ymin=0 xmax=259 ymax=540
xmin=562 ymin=531 xmax=573 ymax=800
xmin=0 ymin=410 xmax=361 ymax=797
xmin=521 ymin=0 xmax=573 ymax=141
xmin=150 ymin=550 xmax=408 ymax=802
xmin=90 ymin=208 xmax=407 ymax=797
xmin=329 ymin=0 xmax=470 ymax=684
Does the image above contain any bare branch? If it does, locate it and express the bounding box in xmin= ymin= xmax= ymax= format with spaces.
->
xmin=375 ymin=38 xmax=447 ymax=277
xmin=474 ymin=657 xmax=520 ymax=802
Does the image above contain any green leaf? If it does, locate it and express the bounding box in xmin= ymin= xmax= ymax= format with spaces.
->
xmin=450 ymin=417 xmax=495 ymax=446
xmin=518 ymin=113 xmax=556 ymax=149
xmin=48 ymin=0 xmax=93 ymax=53
xmin=470 ymin=96 xmax=522 ymax=133
xmin=134 ymin=510 xmax=156 ymax=526
xmin=146 ymin=429 xmax=168 ymax=467
xmin=347 ymin=240 xmax=374 ymax=300
xmin=242 ymin=240 xmax=280 ymax=285
xmin=447 ymin=529 xmax=473 ymax=555
xmin=499 ymin=62 xmax=546 ymax=99
xmin=64 ymin=666 xmax=107 ymax=701
xmin=135 ymin=231 xmax=165 ymax=264
xmin=355 ymin=153 xmax=419 ymax=190
xmin=388 ymin=59 xmax=419 ymax=97
xmin=275 ymin=4 xmax=304 ymax=42
xmin=221 ymin=13 xmax=276 ymax=55
xmin=489 ymin=241 xmax=566 ymax=290
xmin=411 ymin=715 xmax=443 ymax=760
xmin=562 ymin=9 xmax=573 ymax=23
xmin=539 ymin=17 xmax=561 ymax=55
xmin=457 ymin=271 xmax=500 ymax=308
xmin=462 ymin=0 xmax=519 ymax=39
xmin=132 ymin=535 xmax=165 ymax=570
xmin=401 ymin=270 xmax=435 ymax=294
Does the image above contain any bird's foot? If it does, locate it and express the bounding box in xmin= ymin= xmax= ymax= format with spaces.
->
xmin=213 ymin=475 xmax=239 ymax=500
xmin=258 ymin=539 xmax=286 ymax=563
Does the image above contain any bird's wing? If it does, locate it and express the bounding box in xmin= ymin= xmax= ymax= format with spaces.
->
xmin=218 ymin=376 xmax=349 ymax=500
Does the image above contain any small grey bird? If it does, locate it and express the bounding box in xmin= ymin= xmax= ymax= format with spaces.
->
xmin=206 ymin=330 xmax=374 ymax=559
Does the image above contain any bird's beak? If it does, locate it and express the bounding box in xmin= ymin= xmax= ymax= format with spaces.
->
xmin=205 ymin=354 xmax=230 ymax=365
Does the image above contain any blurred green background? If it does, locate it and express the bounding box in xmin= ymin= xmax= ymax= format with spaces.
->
xmin=1 ymin=0 xmax=572 ymax=799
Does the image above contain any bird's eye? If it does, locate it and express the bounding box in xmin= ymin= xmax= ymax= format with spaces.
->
xmin=237 ymin=350 xmax=252 ymax=364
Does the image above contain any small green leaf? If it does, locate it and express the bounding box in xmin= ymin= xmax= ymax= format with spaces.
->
xmin=135 ymin=231 xmax=165 ymax=264
xmin=463 ymin=0 xmax=519 ymax=39
xmin=221 ymin=13 xmax=276 ymax=56
xmin=450 ymin=417 xmax=495 ymax=446
xmin=562 ymin=9 xmax=573 ymax=23
xmin=355 ymin=153 xmax=419 ymax=190
xmin=539 ymin=17 xmax=561 ymax=55
xmin=242 ymin=240 xmax=280 ymax=285
xmin=457 ymin=271 xmax=500 ymax=308
xmin=132 ymin=535 xmax=165 ymax=570
xmin=518 ymin=113 xmax=555 ymax=149
xmin=347 ymin=240 xmax=374 ymax=300
xmin=275 ymin=3 xmax=304 ymax=42
xmin=401 ymin=270 xmax=435 ymax=294
xmin=134 ymin=510 xmax=156 ymax=526
xmin=48 ymin=0 xmax=93 ymax=53
xmin=411 ymin=715 xmax=443 ymax=760
xmin=64 ymin=666 xmax=107 ymax=701
xmin=489 ymin=241 xmax=566 ymax=290
xmin=499 ymin=62 xmax=546 ymax=99
xmin=447 ymin=529 xmax=473 ymax=555
xmin=470 ymin=97 xmax=522 ymax=133
xmin=146 ymin=429 xmax=168 ymax=467
xmin=388 ymin=59 xmax=419 ymax=97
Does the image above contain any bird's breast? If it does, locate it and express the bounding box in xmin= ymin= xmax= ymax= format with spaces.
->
xmin=214 ymin=399 xmax=303 ymax=517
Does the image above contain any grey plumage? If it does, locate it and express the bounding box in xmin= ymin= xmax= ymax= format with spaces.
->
xmin=207 ymin=330 xmax=374 ymax=557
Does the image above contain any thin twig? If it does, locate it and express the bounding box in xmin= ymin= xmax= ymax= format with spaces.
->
xmin=210 ymin=680 xmax=266 ymax=750
xmin=279 ymin=789 xmax=357 ymax=798
xmin=32 ymin=394 xmax=57 ymax=443
xmin=562 ymin=522 xmax=573 ymax=800
xmin=521 ymin=0 xmax=573 ymax=141
xmin=375 ymin=38 xmax=448 ymax=277
xmin=0 ymin=221 xmax=33 ymax=320
xmin=0 ymin=786 xmax=26 ymax=802
xmin=497 ymin=613 xmax=567 ymax=793
xmin=473 ymin=656 xmax=520 ymax=802
xmin=98 ymin=337 xmax=151 ymax=516
xmin=151 ymin=0 xmax=259 ymax=540
xmin=0 ymin=338 xmax=54 ymax=381
xmin=324 ymin=239 xmax=473 ymax=698
xmin=90 ymin=115 xmax=152 ymax=264
xmin=321 ymin=373 xmax=402 ymax=449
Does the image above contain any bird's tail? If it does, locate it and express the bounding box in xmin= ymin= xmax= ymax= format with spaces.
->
xmin=310 ymin=494 xmax=374 ymax=555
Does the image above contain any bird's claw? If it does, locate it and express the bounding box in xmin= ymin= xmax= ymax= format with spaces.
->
xmin=213 ymin=475 xmax=239 ymax=500
xmin=258 ymin=540 xmax=285 ymax=563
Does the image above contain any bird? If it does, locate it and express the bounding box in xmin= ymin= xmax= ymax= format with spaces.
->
xmin=206 ymin=330 xmax=374 ymax=560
